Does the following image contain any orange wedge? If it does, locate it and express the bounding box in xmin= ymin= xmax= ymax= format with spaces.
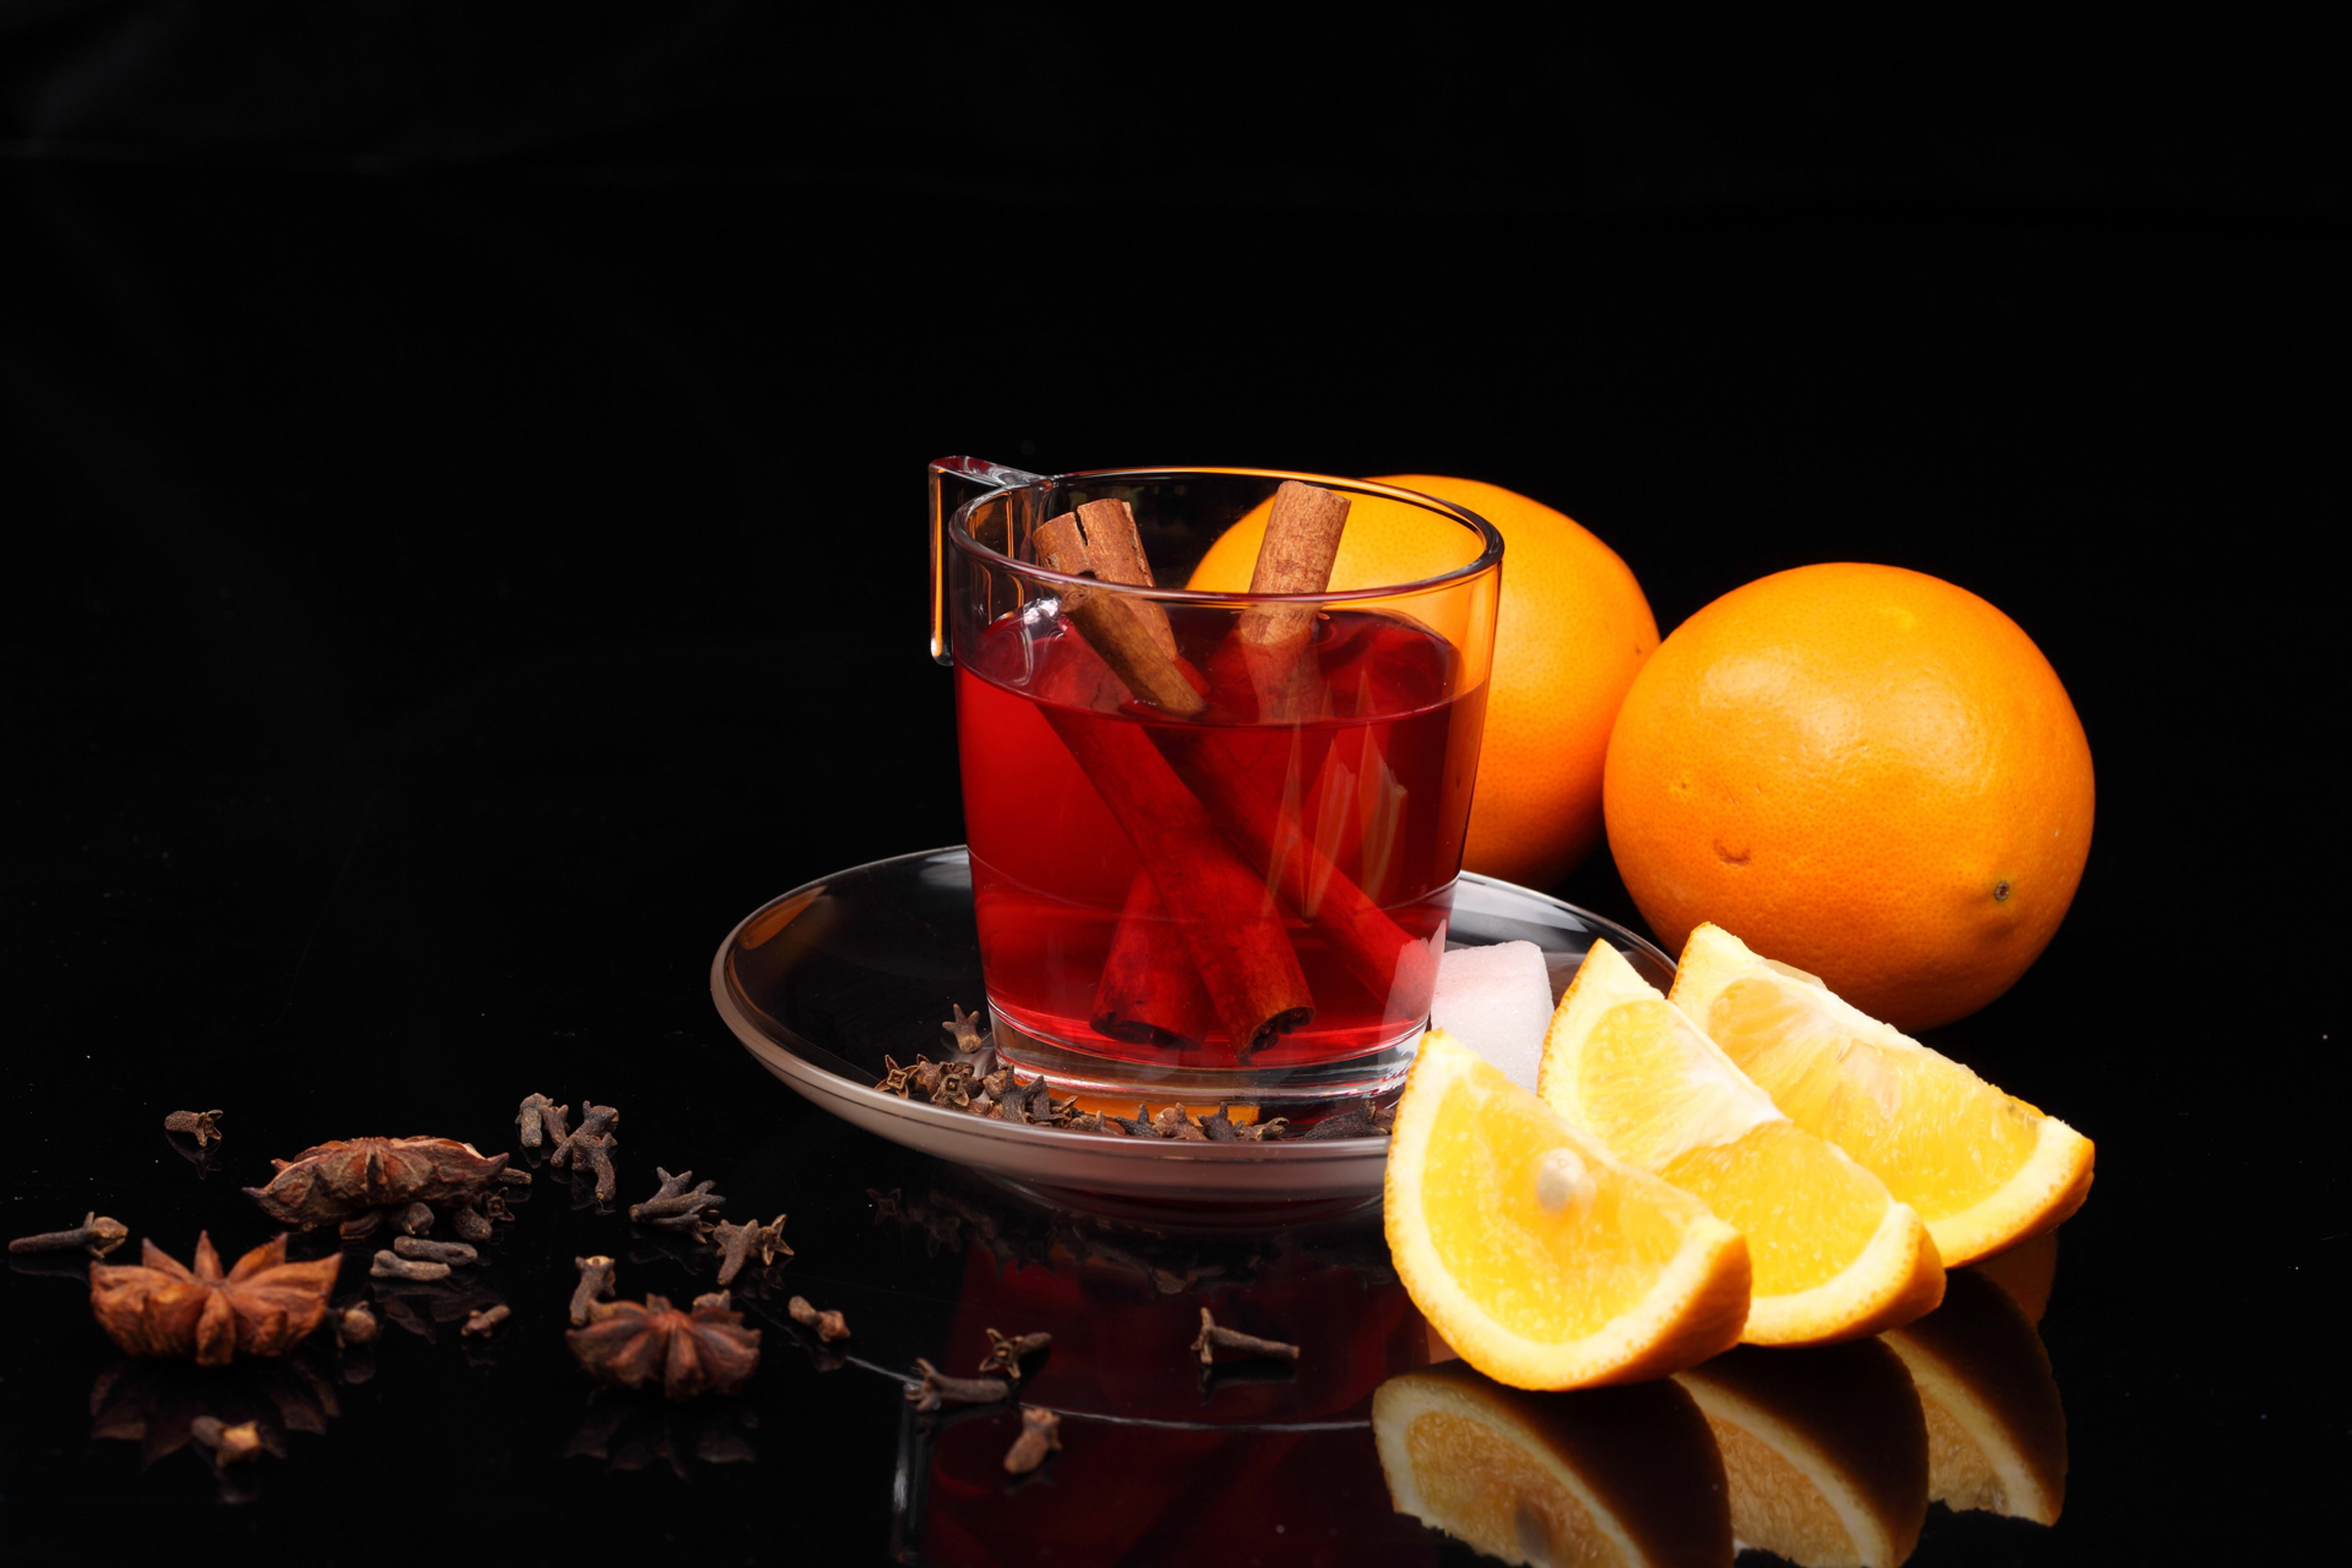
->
xmin=1676 ymin=1341 xmax=1929 ymax=1568
xmin=1668 ymin=923 xmax=2094 ymax=1266
xmin=1883 ymin=1271 xmax=2068 ymax=1525
xmin=1375 ymin=1362 xmax=1733 ymax=1568
xmin=1540 ymin=941 xmax=1943 ymax=1345
xmin=1385 ymin=1030 xmax=1751 ymax=1390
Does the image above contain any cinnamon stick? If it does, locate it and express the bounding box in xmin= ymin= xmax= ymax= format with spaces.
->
xmin=1235 ymin=480 xmax=1351 ymax=722
xmin=1034 ymin=514 xmax=1202 ymax=714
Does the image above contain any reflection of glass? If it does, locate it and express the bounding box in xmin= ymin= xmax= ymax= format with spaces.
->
xmin=1373 ymin=1362 xmax=1731 ymax=1568
xmin=1883 ymin=1268 xmax=2066 ymax=1524
xmin=1677 ymin=1340 xmax=1928 ymax=1568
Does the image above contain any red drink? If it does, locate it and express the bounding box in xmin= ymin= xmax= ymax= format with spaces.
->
xmin=959 ymin=603 xmax=1487 ymax=1070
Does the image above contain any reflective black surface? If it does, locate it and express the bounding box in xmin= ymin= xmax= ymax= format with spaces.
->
xmin=3 ymin=117 xmax=2336 ymax=1563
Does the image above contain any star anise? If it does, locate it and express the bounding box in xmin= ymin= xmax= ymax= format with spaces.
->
xmin=566 ymin=1294 xmax=761 ymax=1401
xmin=90 ymin=1234 xmax=342 ymax=1366
xmin=244 ymin=1136 xmax=511 ymax=1228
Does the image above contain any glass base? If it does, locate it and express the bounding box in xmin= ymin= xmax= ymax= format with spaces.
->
xmin=985 ymin=1003 xmax=1421 ymax=1108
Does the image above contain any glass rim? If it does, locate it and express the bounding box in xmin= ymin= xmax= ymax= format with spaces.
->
xmin=949 ymin=464 xmax=1506 ymax=604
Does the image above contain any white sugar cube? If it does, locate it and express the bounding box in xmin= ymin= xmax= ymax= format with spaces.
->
xmin=1429 ymin=940 xmax=1555 ymax=1093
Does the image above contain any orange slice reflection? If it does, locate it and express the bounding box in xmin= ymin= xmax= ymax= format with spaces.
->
xmin=1883 ymin=1267 xmax=2067 ymax=1524
xmin=1375 ymin=1362 xmax=1732 ymax=1568
xmin=1675 ymin=1340 xmax=1928 ymax=1568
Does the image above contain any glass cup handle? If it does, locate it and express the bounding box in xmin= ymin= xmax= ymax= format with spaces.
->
xmin=929 ymin=456 xmax=1046 ymax=665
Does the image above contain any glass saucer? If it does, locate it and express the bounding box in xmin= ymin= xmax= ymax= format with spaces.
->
xmin=709 ymin=846 xmax=1673 ymax=1204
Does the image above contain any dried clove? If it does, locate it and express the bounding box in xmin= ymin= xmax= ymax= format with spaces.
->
xmin=549 ymin=1104 xmax=620 ymax=1199
xmin=1234 ymin=1117 xmax=1291 ymax=1142
xmin=943 ymin=1002 xmax=990 ymax=1056
xmin=392 ymin=1235 xmax=477 ymax=1267
xmin=1197 ymin=1105 xmax=1241 ymax=1142
xmin=246 ymin=1136 xmax=511 ymax=1229
xmin=516 ymin=1093 xmax=567 ymax=1150
xmin=1106 ymin=1106 xmax=1157 ymax=1137
xmin=1152 ymin=1105 xmax=1209 ymax=1141
xmin=461 ymin=1305 xmax=509 ymax=1338
xmin=712 ymin=1215 xmax=790 ymax=1285
xmin=90 ymin=1235 xmax=341 ymax=1365
xmin=449 ymin=1205 xmax=495 ymax=1244
xmin=980 ymin=1328 xmax=1052 ymax=1379
xmin=371 ymin=1251 xmax=451 ymax=1283
xmin=392 ymin=1202 xmax=435 ymax=1237
xmin=693 ymin=1289 xmax=732 ymax=1312
xmin=10 ymin=1212 xmax=131 ymax=1258
xmin=164 ymin=1109 xmax=225 ymax=1147
xmin=787 ymin=1296 xmax=850 ymax=1342
xmin=567 ymin=1294 xmax=761 ymax=1401
xmin=906 ymin=1358 xmax=1009 ymax=1413
xmin=1003 ymin=1406 xmax=1062 ymax=1475
xmin=629 ymin=1168 xmax=726 ymax=1235
xmin=335 ymin=1300 xmax=379 ymax=1347
xmin=1190 ymin=1308 xmax=1300 ymax=1367
xmin=570 ymin=1256 xmax=618 ymax=1327
xmin=337 ymin=1208 xmax=392 ymax=1241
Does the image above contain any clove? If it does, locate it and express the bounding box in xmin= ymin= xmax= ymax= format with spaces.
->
xmin=461 ymin=1304 xmax=510 ymax=1338
xmin=449 ymin=1205 xmax=495 ymax=1244
xmin=1190 ymin=1308 xmax=1300 ymax=1366
xmin=497 ymin=1167 xmax=532 ymax=1186
xmin=392 ymin=1235 xmax=477 ymax=1267
xmin=979 ymin=1328 xmax=1052 ymax=1379
xmin=516 ymin=1093 xmax=567 ymax=1150
xmin=550 ymin=1104 xmax=619 ymax=1200
xmin=1152 ymin=1105 xmax=1208 ymax=1141
xmin=9 ymin=1212 xmax=130 ymax=1258
xmin=692 ymin=1289 xmax=732 ymax=1312
xmin=392 ymin=1202 xmax=436 ymax=1236
xmin=906 ymin=1357 xmax=1008 ymax=1412
xmin=335 ymin=1300 xmax=379 ymax=1347
xmin=712 ymin=1215 xmax=790 ymax=1285
xmin=787 ymin=1296 xmax=850 ymax=1343
xmin=570 ymin=1256 xmax=618 ymax=1327
xmin=371 ymin=1251 xmax=451 ymax=1283
xmin=943 ymin=1002 xmax=990 ymax=1056
xmin=1002 ymin=1406 xmax=1062 ymax=1475
xmin=631 ymin=1168 xmax=726 ymax=1234
xmin=1197 ymin=1105 xmax=1241 ymax=1142
xmin=1297 ymin=1100 xmax=1378 ymax=1141
xmin=163 ymin=1109 xmax=224 ymax=1147
xmin=189 ymin=1416 xmax=264 ymax=1466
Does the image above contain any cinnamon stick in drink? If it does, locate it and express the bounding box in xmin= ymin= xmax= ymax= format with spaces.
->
xmin=1234 ymin=480 xmax=1352 ymax=721
xmin=1034 ymin=511 xmax=1312 ymax=1060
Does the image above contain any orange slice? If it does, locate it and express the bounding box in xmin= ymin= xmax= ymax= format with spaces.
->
xmin=1675 ymin=1341 xmax=1929 ymax=1568
xmin=1668 ymin=923 xmax=2094 ymax=1266
xmin=1374 ymin=1362 xmax=1733 ymax=1568
xmin=1384 ymin=1029 xmax=1751 ymax=1390
xmin=1540 ymin=941 xmax=1943 ymax=1345
xmin=1883 ymin=1271 xmax=2068 ymax=1525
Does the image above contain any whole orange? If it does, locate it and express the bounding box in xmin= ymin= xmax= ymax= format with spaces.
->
xmin=1192 ymin=475 xmax=1658 ymax=887
xmin=1603 ymin=563 xmax=2094 ymax=1030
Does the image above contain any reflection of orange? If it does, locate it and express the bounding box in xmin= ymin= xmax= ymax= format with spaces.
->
xmin=1884 ymin=1270 xmax=2068 ymax=1524
xmin=1969 ymin=1228 xmax=2059 ymax=1324
xmin=1193 ymin=476 xmax=1658 ymax=889
xmin=1604 ymin=564 xmax=2094 ymax=1030
xmin=1375 ymin=1362 xmax=1732 ymax=1567
xmin=1676 ymin=1341 xmax=1929 ymax=1568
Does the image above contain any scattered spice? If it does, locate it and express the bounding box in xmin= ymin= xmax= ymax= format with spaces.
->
xmin=245 ymin=1137 xmax=511 ymax=1229
xmin=567 ymin=1294 xmax=761 ymax=1401
xmin=1003 ymin=1406 xmax=1062 ymax=1475
xmin=461 ymin=1305 xmax=510 ymax=1338
xmin=787 ymin=1296 xmax=850 ymax=1342
xmin=1296 ymin=1100 xmax=1378 ymax=1141
xmin=906 ymin=1357 xmax=1009 ymax=1413
xmin=944 ymin=1002 xmax=991 ymax=1056
xmin=516 ymin=1093 xmax=568 ymax=1150
xmin=336 ymin=1209 xmax=390 ymax=1241
xmin=335 ymin=1301 xmax=379 ymax=1347
xmin=980 ymin=1328 xmax=1052 ymax=1379
xmin=190 ymin=1416 xmax=265 ymax=1465
xmin=712 ymin=1215 xmax=790 ymax=1285
xmin=392 ymin=1202 xmax=435 ymax=1237
xmin=10 ymin=1212 xmax=130 ymax=1258
xmin=549 ymin=1105 xmax=620 ymax=1202
xmin=692 ymin=1289 xmax=732 ymax=1312
xmin=1189 ymin=1308 xmax=1299 ymax=1367
xmin=164 ymin=1109 xmax=224 ymax=1147
xmin=497 ymin=1167 xmax=532 ymax=1186
xmin=1152 ymin=1105 xmax=1209 ymax=1141
xmin=392 ymin=1236 xmax=476 ymax=1267
xmin=450 ymin=1205 xmax=495 ymax=1244
xmin=629 ymin=1168 xmax=726 ymax=1235
xmin=371 ymin=1251 xmax=450 ymax=1283
xmin=90 ymin=1234 xmax=341 ymax=1366
xmin=570 ymin=1256 xmax=618 ymax=1326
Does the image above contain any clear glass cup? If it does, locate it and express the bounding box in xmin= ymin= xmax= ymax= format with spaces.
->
xmin=930 ymin=458 xmax=1503 ymax=1104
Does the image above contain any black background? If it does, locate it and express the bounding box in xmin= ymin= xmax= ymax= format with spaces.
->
xmin=3 ymin=6 xmax=2342 ymax=1563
